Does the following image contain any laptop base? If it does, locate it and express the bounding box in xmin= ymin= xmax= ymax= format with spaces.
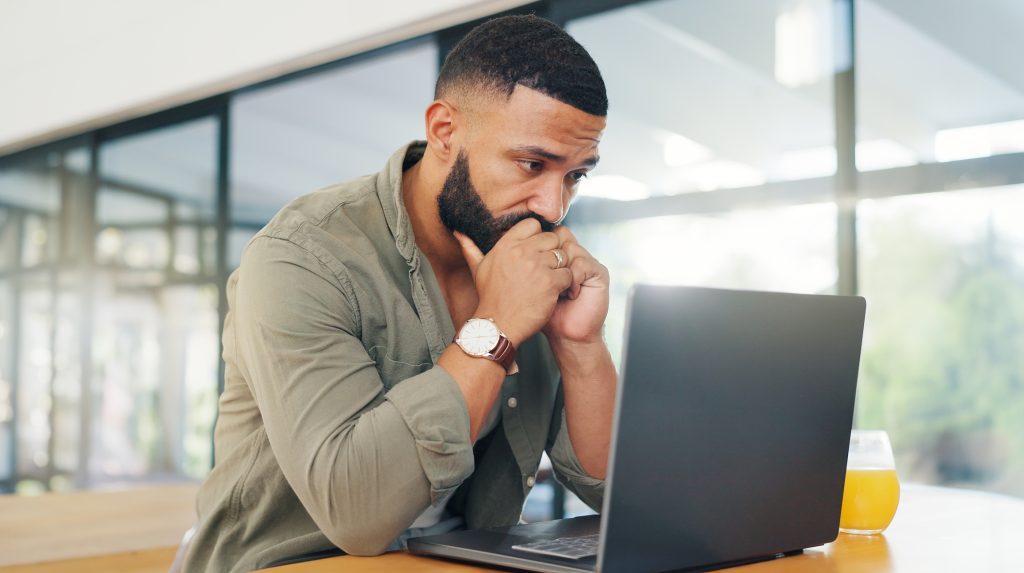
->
xmin=408 ymin=515 xmax=600 ymax=573
xmin=408 ymin=515 xmax=805 ymax=573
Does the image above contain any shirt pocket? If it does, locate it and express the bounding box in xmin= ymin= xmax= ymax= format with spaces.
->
xmin=367 ymin=345 xmax=432 ymax=390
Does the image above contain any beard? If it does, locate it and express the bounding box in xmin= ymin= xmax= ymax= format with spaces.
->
xmin=437 ymin=150 xmax=554 ymax=254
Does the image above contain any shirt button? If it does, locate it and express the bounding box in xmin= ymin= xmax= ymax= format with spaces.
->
xmin=526 ymin=475 xmax=536 ymax=488
xmin=507 ymin=397 xmax=518 ymax=409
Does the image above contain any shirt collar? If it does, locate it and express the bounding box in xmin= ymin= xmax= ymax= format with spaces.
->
xmin=377 ymin=140 xmax=427 ymax=265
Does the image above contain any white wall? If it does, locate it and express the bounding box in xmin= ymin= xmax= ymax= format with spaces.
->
xmin=0 ymin=0 xmax=531 ymax=153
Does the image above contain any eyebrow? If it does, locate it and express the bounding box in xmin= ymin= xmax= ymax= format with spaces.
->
xmin=511 ymin=145 xmax=600 ymax=168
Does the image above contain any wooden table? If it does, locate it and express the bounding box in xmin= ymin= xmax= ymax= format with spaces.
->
xmin=3 ymin=483 xmax=1019 ymax=572
xmin=0 ymin=483 xmax=198 ymax=572
xmin=263 ymin=485 xmax=1024 ymax=572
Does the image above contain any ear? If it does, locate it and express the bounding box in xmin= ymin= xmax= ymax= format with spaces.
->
xmin=425 ymin=100 xmax=457 ymax=162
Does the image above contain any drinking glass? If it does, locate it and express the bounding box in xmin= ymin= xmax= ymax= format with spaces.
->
xmin=839 ymin=430 xmax=900 ymax=534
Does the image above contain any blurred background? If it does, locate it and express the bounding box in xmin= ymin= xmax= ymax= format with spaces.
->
xmin=1 ymin=0 xmax=1022 ymax=522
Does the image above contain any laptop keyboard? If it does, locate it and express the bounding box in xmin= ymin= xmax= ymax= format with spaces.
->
xmin=511 ymin=534 xmax=600 ymax=560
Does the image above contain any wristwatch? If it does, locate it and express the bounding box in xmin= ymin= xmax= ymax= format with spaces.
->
xmin=455 ymin=318 xmax=518 ymax=374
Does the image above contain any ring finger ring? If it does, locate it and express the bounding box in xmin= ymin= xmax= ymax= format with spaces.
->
xmin=550 ymin=249 xmax=566 ymax=269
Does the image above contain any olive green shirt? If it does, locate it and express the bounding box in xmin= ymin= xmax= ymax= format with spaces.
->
xmin=183 ymin=142 xmax=605 ymax=573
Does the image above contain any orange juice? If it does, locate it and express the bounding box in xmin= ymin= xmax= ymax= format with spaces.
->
xmin=839 ymin=468 xmax=900 ymax=534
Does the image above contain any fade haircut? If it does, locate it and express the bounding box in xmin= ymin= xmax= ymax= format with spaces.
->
xmin=435 ymin=14 xmax=608 ymax=117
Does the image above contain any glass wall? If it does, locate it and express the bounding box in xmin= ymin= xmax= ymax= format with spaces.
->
xmin=854 ymin=0 xmax=1024 ymax=497
xmin=0 ymin=277 xmax=10 ymax=484
xmin=565 ymin=0 xmax=839 ymax=368
xmin=0 ymin=147 xmax=91 ymax=493
xmin=857 ymin=187 xmax=1024 ymax=497
xmin=93 ymin=118 xmax=220 ymax=484
xmin=568 ymin=0 xmax=836 ymax=201
xmin=230 ymin=41 xmax=438 ymax=264
xmin=575 ymin=204 xmax=837 ymax=367
xmin=1 ymin=0 xmax=1023 ymax=507
xmin=0 ymin=119 xmax=223 ymax=491
xmin=0 ymin=39 xmax=444 ymax=493
xmin=857 ymin=0 xmax=1024 ymax=168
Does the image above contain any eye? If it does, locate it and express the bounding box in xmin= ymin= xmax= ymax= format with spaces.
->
xmin=517 ymin=159 xmax=544 ymax=172
xmin=568 ymin=171 xmax=589 ymax=183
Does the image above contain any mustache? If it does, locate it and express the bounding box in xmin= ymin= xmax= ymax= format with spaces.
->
xmin=492 ymin=211 xmax=557 ymax=235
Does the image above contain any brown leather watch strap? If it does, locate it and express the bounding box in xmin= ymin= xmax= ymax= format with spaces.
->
xmin=490 ymin=335 xmax=517 ymax=374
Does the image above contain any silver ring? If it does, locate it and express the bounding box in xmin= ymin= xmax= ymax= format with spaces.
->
xmin=551 ymin=249 xmax=565 ymax=269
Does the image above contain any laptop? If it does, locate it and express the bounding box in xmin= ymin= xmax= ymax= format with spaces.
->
xmin=409 ymin=285 xmax=866 ymax=573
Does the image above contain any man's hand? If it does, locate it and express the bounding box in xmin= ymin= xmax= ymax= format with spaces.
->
xmin=538 ymin=225 xmax=615 ymax=480
xmin=542 ymin=226 xmax=610 ymax=345
xmin=457 ymin=220 xmax=615 ymax=478
xmin=454 ymin=219 xmax=573 ymax=346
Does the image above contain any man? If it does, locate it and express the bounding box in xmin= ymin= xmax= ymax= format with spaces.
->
xmin=181 ymin=14 xmax=616 ymax=572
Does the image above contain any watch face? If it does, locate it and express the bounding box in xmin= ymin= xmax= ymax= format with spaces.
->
xmin=458 ymin=318 xmax=500 ymax=357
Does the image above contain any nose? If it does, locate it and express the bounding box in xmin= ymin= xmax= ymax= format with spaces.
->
xmin=526 ymin=177 xmax=569 ymax=225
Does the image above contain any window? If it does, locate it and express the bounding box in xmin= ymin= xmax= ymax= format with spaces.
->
xmin=853 ymin=0 xmax=1024 ymax=498
xmin=565 ymin=0 xmax=840 ymax=364
xmin=92 ymin=119 xmax=221 ymax=483
xmin=857 ymin=0 xmax=1024 ymax=169
xmin=568 ymin=0 xmax=836 ymax=201
xmin=3 ymin=0 xmax=1023 ymax=505
xmin=574 ymin=203 xmax=837 ymax=368
xmin=857 ymin=186 xmax=1024 ymax=497
xmin=0 ymin=277 xmax=14 ymax=485
xmin=0 ymin=147 xmax=91 ymax=493
xmin=229 ymin=40 xmax=438 ymax=266
xmin=100 ymin=118 xmax=218 ymax=278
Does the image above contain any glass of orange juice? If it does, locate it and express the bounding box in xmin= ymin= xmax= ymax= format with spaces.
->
xmin=839 ymin=430 xmax=900 ymax=535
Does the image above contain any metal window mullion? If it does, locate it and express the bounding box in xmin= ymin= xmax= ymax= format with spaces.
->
xmin=834 ymin=0 xmax=858 ymax=297
xmin=165 ymin=196 xmax=177 ymax=279
xmin=75 ymin=137 xmax=99 ymax=488
xmin=211 ymin=102 xmax=232 ymax=473
xmin=7 ymin=211 xmax=25 ymax=491
xmin=216 ymin=105 xmax=231 ymax=398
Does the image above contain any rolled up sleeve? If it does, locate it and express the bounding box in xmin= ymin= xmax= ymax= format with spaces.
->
xmin=546 ymin=391 xmax=605 ymax=512
xmin=385 ymin=366 xmax=473 ymax=504
xmin=235 ymin=235 xmax=473 ymax=556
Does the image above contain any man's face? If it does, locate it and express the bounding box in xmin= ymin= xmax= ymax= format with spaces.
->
xmin=438 ymin=151 xmax=553 ymax=253
xmin=438 ymin=85 xmax=606 ymax=253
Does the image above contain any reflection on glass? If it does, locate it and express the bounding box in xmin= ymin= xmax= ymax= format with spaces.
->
xmin=98 ymin=118 xmax=217 ymax=278
xmin=231 ymin=41 xmax=437 ymax=226
xmin=567 ymin=0 xmax=835 ymax=198
xmin=16 ymin=274 xmax=55 ymax=486
xmin=0 ymin=161 xmax=62 ymax=213
xmin=89 ymin=119 xmax=221 ymax=485
xmin=102 ymin=119 xmax=217 ymax=219
xmin=96 ymin=189 xmax=170 ymax=270
xmin=172 ymin=226 xmax=214 ymax=276
xmin=91 ymin=280 xmax=218 ymax=481
xmin=0 ymin=148 xmax=90 ymax=492
xmin=0 ymin=279 xmax=11 ymax=483
xmin=857 ymin=0 xmax=1024 ymax=167
xmin=174 ymin=285 xmax=219 ymax=477
xmin=573 ymin=202 xmax=837 ymax=367
xmin=50 ymin=274 xmax=82 ymax=486
xmin=0 ymin=161 xmax=61 ymax=268
xmin=21 ymin=214 xmax=58 ymax=268
xmin=12 ymin=272 xmax=86 ymax=491
xmin=857 ymin=185 xmax=1024 ymax=497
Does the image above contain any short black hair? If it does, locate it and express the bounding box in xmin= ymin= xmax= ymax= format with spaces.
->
xmin=435 ymin=14 xmax=608 ymax=116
